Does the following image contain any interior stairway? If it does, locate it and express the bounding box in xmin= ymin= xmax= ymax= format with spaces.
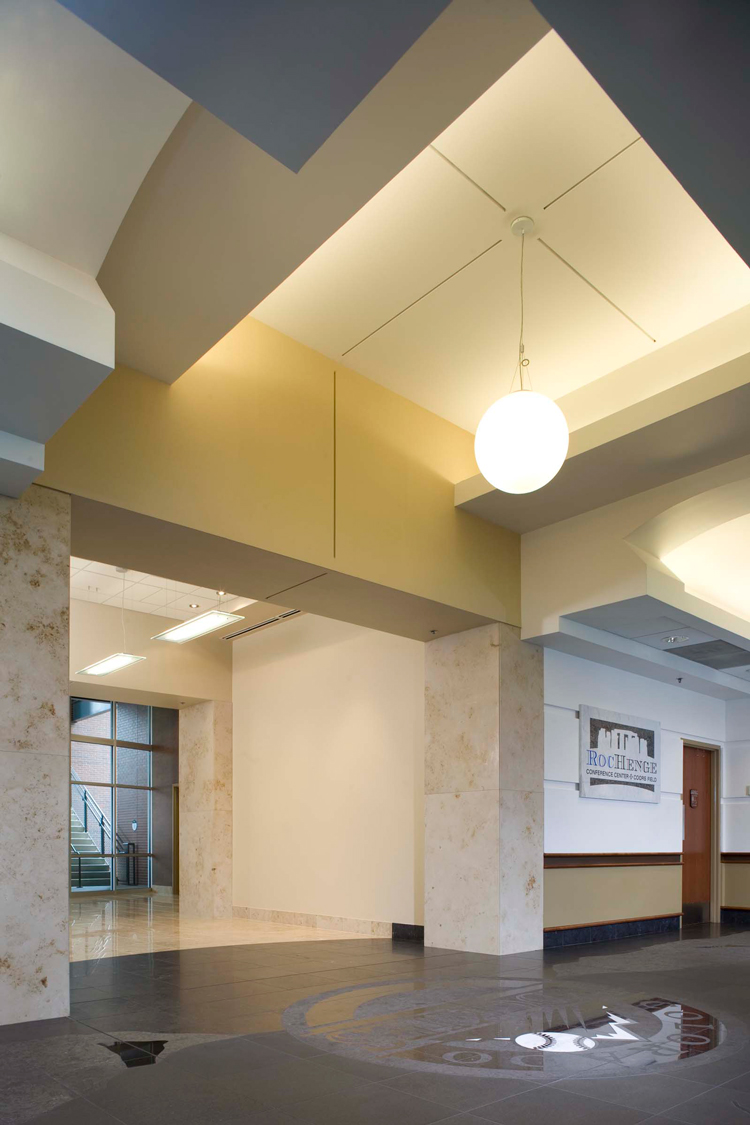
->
xmin=70 ymin=809 xmax=111 ymax=889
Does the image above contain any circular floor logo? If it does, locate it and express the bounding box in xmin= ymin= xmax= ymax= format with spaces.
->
xmin=283 ymin=978 xmax=725 ymax=1079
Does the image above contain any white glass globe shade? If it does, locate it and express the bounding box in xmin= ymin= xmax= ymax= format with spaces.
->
xmin=474 ymin=390 xmax=569 ymax=494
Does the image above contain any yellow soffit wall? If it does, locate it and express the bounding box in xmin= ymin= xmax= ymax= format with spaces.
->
xmin=42 ymin=316 xmax=519 ymax=626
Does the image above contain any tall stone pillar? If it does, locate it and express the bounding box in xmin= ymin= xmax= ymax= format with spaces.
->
xmin=424 ymin=623 xmax=543 ymax=955
xmin=0 ymin=485 xmax=70 ymax=1024
xmin=179 ymin=701 xmax=232 ymax=918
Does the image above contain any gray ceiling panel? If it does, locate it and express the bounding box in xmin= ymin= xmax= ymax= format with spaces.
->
xmin=532 ymin=0 xmax=750 ymax=269
xmin=57 ymin=0 xmax=451 ymax=171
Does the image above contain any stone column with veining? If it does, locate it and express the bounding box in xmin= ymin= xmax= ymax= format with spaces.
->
xmin=424 ymin=622 xmax=543 ymax=955
xmin=179 ymin=700 xmax=232 ymax=918
xmin=0 ymin=485 xmax=71 ymax=1024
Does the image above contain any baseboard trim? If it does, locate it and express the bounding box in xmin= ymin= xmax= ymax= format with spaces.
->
xmin=232 ymin=906 xmax=391 ymax=937
xmin=544 ymin=914 xmax=680 ymax=949
xmin=392 ymin=923 xmax=424 ymax=942
xmin=545 ymin=853 xmax=681 ymax=868
xmin=721 ymin=907 xmax=750 ymax=926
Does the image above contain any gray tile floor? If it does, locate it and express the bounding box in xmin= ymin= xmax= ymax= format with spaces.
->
xmin=5 ymin=923 xmax=750 ymax=1124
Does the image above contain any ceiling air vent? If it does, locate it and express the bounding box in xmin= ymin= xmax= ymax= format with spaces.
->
xmin=672 ymin=640 xmax=750 ymax=670
xmin=222 ymin=609 xmax=302 ymax=641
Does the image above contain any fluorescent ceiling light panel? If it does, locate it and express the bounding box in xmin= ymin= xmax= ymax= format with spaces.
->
xmin=151 ymin=610 xmax=244 ymax=644
xmin=76 ymin=652 xmax=146 ymax=676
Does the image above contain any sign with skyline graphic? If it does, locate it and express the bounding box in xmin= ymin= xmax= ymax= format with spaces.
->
xmin=579 ymin=705 xmax=661 ymax=804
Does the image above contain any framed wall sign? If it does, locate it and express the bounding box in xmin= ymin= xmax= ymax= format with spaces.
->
xmin=579 ymin=705 xmax=661 ymax=804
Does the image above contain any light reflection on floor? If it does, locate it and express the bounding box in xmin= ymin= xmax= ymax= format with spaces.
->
xmin=69 ymin=893 xmax=370 ymax=961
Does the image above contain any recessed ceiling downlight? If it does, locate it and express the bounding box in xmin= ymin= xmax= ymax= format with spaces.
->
xmin=152 ymin=609 xmax=244 ymax=644
xmin=77 ymin=653 xmax=146 ymax=676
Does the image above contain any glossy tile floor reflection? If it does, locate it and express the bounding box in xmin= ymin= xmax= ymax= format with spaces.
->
xmin=7 ymin=923 xmax=750 ymax=1124
xmin=69 ymin=894 xmax=369 ymax=961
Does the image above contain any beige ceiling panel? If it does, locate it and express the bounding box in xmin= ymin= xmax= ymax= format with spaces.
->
xmin=349 ymin=235 xmax=650 ymax=432
xmin=432 ymin=31 xmax=638 ymax=213
xmin=252 ymin=146 xmax=505 ymax=358
xmin=98 ymin=0 xmax=548 ymax=382
xmin=543 ymin=141 xmax=750 ymax=346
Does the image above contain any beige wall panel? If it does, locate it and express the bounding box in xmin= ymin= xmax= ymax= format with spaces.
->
xmin=42 ymin=319 xmax=520 ymax=624
xmin=544 ymin=865 xmax=682 ymax=929
xmin=335 ymin=365 xmax=519 ymax=624
xmin=232 ymin=614 xmax=424 ymax=926
xmin=722 ymin=862 xmax=750 ymax=908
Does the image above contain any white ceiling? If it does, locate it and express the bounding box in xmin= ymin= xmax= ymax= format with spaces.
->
xmin=70 ymin=557 xmax=247 ymax=621
xmin=0 ymin=0 xmax=188 ymax=274
xmin=252 ymin=31 xmax=750 ymax=434
xmin=663 ymin=513 xmax=750 ymax=627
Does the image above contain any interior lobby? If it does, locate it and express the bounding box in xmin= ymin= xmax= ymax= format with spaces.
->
xmin=3 ymin=1 xmax=750 ymax=1122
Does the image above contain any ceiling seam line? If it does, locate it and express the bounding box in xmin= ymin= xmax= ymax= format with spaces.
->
xmin=264 ymin=572 xmax=328 ymax=601
xmin=429 ymin=144 xmax=507 ymax=211
xmin=341 ymin=236 xmax=504 ymax=356
xmin=542 ymin=136 xmax=643 ymax=211
xmin=538 ymin=237 xmax=656 ymax=343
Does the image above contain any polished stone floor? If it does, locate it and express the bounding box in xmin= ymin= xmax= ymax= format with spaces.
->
xmin=7 ymin=923 xmax=750 ymax=1124
xmin=69 ymin=894 xmax=369 ymax=961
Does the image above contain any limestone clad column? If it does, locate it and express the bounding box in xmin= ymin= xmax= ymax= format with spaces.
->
xmin=0 ymin=485 xmax=71 ymax=1024
xmin=179 ymin=701 xmax=232 ymax=918
xmin=424 ymin=623 xmax=543 ymax=955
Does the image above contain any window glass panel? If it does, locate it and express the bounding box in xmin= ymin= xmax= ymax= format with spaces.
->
xmin=71 ymin=699 xmax=112 ymax=739
xmin=116 ymin=745 xmax=151 ymax=787
xmin=115 ymin=787 xmax=150 ymax=855
xmin=115 ymin=854 xmax=150 ymax=888
xmin=71 ymin=741 xmax=112 ymax=785
xmin=70 ymin=783 xmax=113 ymax=855
xmin=116 ymin=703 xmax=151 ymax=745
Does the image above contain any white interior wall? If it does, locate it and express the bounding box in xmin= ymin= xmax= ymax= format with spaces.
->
xmin=232 ymin=614 xmax=425 ymax=926
xmin=724 ymin=698 xmax=750 ymax=851
xmin=544 ymin=648 xmax=726 ymax=853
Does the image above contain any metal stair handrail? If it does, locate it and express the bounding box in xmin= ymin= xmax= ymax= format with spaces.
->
xmin=70 ymin=769 xmax=129 ymax=855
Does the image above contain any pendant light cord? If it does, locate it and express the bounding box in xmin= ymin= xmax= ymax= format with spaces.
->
xmin=509 ymin=231 xmax=532 ymax=394
xmin=518 ymin=233 xmax=525 ymax=390
xmin=121 ymin=572 xmax=126 ymax=653
xmin=517 ymin=233 xmax=533 ymax=392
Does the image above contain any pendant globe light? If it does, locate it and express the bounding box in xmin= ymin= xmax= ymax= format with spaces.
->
xmin=474 ymin=217 xmax=569 ymax=494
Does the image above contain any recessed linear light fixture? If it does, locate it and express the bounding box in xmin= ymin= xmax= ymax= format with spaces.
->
xmin=662 ymin=635 xmax=690 ymax=645
xmin=77 ymin=653 xmax=146 ymax=676
xmin=152 ymin=609 xmax=244 ymax=644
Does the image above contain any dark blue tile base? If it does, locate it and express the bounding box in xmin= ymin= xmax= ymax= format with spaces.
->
xmin=721 ymin=908 xmax=750 ymax=926
xmin=544 ymin=914 xmax=680 ymax=949
xmin=392 ymin=923 xmax=424 ymax=942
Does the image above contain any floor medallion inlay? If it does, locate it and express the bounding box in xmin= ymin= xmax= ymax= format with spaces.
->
xmin=284 ymin=978 xmax=729 ymax=1080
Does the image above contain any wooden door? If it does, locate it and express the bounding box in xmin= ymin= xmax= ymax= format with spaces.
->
xmin=682 ymin=745 xmax=712 ymax=924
